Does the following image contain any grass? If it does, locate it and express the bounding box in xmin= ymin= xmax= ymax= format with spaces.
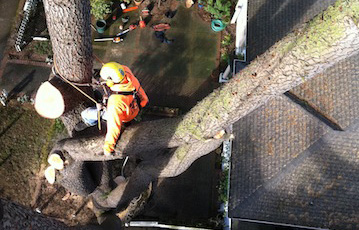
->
xmin=0 ymin=101 xmax=65 ymax=205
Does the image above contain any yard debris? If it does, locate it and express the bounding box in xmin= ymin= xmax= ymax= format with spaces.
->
xmin=152 ymin=23 xmax=171 ymax=31
xmin=152 ymin=23 xmax=173 ymax=44
xmin=154 ymin=31 xmax=173 ymax=44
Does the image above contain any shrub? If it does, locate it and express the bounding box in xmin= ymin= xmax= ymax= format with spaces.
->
xmin=32 ymin=41 xmax=53 ymax=55
xmin=204 ymin=0 xmax=232 ymax=24
xmin=90 ymin=0 xmax=113 ymax=20
xmin=221 ymin=34 xmax=232 ymax=46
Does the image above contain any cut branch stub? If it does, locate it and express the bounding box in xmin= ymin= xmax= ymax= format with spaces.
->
xmin=35 ymin=76 xmax=94 ymax=121
xmin=35 ymin=81 xmax=65 ymax=119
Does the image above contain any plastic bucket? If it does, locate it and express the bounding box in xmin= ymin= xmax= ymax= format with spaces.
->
xmin=96 ymin=20 xmax=106 ymax=33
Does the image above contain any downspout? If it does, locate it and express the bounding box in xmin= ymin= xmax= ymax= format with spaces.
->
xmin=220 ymin=125 xmax=233 ymax=230
xmin=231 ymin=0 xmax=248 ymax=57
xmin=126 ymin=221 xmax=213 ymax=230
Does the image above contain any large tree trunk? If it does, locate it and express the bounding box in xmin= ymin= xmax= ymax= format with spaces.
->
xmin=41 ymin=0 xmax=94 ymax=135
xmin=43 ymin=0 xmax=93 ymax=83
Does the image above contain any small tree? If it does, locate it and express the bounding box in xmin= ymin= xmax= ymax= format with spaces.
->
xmin=204 ymin=0 xmax=232 ymax=23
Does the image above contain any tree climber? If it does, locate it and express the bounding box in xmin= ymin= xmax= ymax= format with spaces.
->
xmin=76 ymin=62 xmax=149 ymax=156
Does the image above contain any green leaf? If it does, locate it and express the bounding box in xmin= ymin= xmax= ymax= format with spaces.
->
xmin=90 ymin=0 xmax=113 ymax=20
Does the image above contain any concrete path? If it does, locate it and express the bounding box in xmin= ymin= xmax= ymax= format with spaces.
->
xmin=0 ymin=63 xmax=50 ymax=98
xmin=0 ymin=1 xmax=51 ymax=99
xmin=0 ymin=0 xmax=20 ymax=62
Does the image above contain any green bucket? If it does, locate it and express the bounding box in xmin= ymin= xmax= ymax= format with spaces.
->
xmin=96 ymin=20 xmax=106 ymax=33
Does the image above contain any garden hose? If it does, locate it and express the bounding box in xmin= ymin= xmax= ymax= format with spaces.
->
xmin=211 ymin=19 xmax=226 ymax=32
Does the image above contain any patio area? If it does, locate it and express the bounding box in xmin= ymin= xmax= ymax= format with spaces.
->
xmin=93 ymin=5 xmax=221 ymax=111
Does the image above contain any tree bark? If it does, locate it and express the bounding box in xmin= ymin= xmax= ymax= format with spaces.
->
xmin=43 ymin=0 xmax=93 ymax=83
xmin=42 ymin=0 xmax=94 ymax=135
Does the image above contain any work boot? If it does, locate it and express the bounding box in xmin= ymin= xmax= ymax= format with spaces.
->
xmin=74 ymin=121 xmax=90 ymax=132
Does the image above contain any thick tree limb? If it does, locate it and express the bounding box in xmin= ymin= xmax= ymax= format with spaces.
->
xmin=0 ymin=199 xmax=101 ymax=230
xmin=53 ymin=117 xmax=192 ymax=161
xmin=90 ymin=139 xmax=223 ymax=212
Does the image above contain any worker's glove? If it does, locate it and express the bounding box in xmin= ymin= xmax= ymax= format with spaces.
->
xmin=104 ymin=150 xmax=113 ymax=157
xmin=140 ymin=100 xmax=148 ymax=108
xmin=102 ymin=95 xmax=108 ymax=106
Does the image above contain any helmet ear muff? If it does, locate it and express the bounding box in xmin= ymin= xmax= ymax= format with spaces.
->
xmin=106 ymin=78 xmax=114 ymax=88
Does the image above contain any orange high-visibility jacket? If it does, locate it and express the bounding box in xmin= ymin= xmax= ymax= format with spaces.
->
xmin=103 ymin=65 xmax=149 ymax=153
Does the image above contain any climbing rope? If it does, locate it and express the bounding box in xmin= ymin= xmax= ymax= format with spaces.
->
xmin=93 ymin=53 xmax=105 ymax=65
xmin=52 ymin=57 xmax=102 ymax=131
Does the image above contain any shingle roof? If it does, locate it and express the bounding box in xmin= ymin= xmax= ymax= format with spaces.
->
xmin=247 ymin=0 xmax=336 ymax=61
xmin=289 ymin=54 xmax=359 ymax=130
xmin=230 ymin=125 xmax=359 ymax=229
xmin=230 ymin=95 xmax=330 ymax=208
xmin=229 ymin=1 xmax=359 ymax=228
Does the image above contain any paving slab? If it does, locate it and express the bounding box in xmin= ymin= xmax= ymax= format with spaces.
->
xmin=96 ymin=5 xmax=220 ymax=111
xmin=141 ymin=152 xmax=218 ymax=222
xmin=0 ymin=0 xmax=20 ymax=62
xmin=0 ymin=63 xmax=50 ymax=98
